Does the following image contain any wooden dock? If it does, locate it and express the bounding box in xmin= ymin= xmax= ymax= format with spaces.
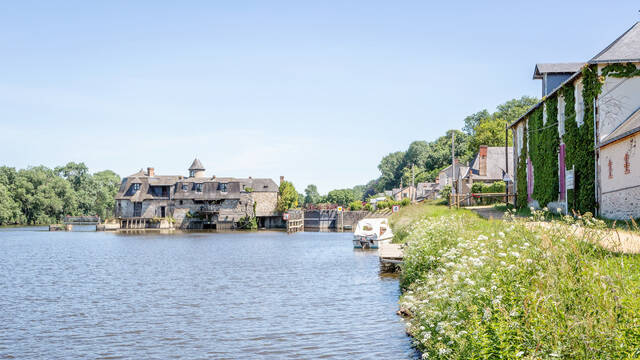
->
xmin=378 ymin=243 xmax=404 ymax=272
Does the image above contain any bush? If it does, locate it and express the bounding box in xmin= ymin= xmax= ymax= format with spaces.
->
xmin=349 ymin=201 xmax=363 ymax=211
xmin=401 ymin=198 xmax=411 ymax=206
xmin=399 ymin=208 xmax=640 ymax=358
xmin=364 ymin=204 xmax=373 ymax=212
xmin=377 ymin=201 xmax=389 ymax=209
xmin=237 ymin=215 xmax=257 ymax=230
xmin=440 ymin=185 xmax=452 ymax=204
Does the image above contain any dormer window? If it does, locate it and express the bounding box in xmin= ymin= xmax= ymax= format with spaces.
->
xmin=217 ymin=183 xmax=228 ymax=192
xmin=132 ymin=183 xmax=140 ymax=191
xmin=189 ymin=170 xmax=196 ymax=177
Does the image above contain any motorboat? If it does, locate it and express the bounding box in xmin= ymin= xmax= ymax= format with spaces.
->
xmin=353 ymin=218 xmax=393 ymax=249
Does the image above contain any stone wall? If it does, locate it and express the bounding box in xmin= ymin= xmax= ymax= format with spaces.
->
xmin=252 ymin=192 xmax=278 ymax=216
xmin=600 ymin=186 xmax=640 ymax=219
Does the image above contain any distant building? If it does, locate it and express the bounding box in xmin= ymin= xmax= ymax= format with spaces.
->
xmin=461 ymin=146 xmax=514 ymax=187
xmin=416 ymin=182 xmax=438 ymax=201
xmin=438 ymin=161 xmax=470 ymax=193
xmin=391 ymin=185 xmax=416 ymax=201
xmin=115 ymin=159 xmax=281 ymax=229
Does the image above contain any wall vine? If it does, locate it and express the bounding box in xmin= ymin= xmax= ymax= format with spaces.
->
xmin=516 ymin=125 xmax=528 ymax=209
xmin=528 ymin=97 xmax=559 ymax=207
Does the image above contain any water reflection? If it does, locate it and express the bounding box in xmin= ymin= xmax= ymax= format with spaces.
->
xmin=0 ymin=229 xmax=418 ymax=359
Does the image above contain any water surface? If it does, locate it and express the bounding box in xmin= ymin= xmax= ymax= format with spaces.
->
xmin=0 ymin=228 xmax=417 ymax=359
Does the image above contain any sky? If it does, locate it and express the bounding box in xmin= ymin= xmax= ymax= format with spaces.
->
xmin=1 ymin=1 xmax=639 ymax=193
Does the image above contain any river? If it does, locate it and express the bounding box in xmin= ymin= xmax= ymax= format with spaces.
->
xmin=0 ymin=227 xmax=418 ymax=359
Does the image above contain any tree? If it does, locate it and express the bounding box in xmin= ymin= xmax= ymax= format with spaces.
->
xmin=493 ymin=96 xmax=538 ymax=125
xmin=304 ymin=184 xmax=321 ymax=205
xmin=326 ymin=189 xmax=358 ymax=206
xmin=463 ymin=110 xmax=491 ymax=135
xmin=377 ymin=151 xmax=406 ymax=190
xmin=467 ymin=118 xmax=512 ymax=153
xmin=276 ymin=181 xmax=298 ymax=212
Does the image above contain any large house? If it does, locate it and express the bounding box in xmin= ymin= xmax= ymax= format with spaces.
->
xmin=509 ymin=22 xmax=640 ymax=219
xmin=115 ymin=159 xmax=281 ymax=229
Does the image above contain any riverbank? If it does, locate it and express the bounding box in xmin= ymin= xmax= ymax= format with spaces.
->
xmin=391 ymin=204 xmax=640 ymax=359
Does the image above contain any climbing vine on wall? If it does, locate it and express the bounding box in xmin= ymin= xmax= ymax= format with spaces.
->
xmin=516 ymin=125 xmax=528 ymax=209
xmin=560 ymin=65 xmax=601 ymax=214
xmin=528 ymin=97 xmax=559 ymax=207
xmin=601 ymin=62 xmax=640 ymax=78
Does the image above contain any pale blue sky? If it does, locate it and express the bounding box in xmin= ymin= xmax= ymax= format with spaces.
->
xmin=1 ymin=1 xmax=639 ymax=193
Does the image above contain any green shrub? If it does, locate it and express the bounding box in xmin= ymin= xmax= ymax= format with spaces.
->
xmin=364 ymin=204 xmax=373 ymax=212
xmin=237 ymin=215 xmax=257 ymax=230
xmin=440 ymin=185 xmax=452 ymax=204
xmin=349 ymin=201 xmax=363 ymax=211
xmin=401 ymin=198 xmax=411 ymax=206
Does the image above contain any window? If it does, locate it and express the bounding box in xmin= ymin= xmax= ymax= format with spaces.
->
xmin=624 ymin=153 xmax=631 ymax=174
xmin=217 ymin=183 xmax=228 ymax=192
xmin=194 ymin=183 xmax=203 ymax=192
xmin=608 ymin=159 xmax=613 ymax=179
xmin=133 ymin=202 xmax=142 ymax=217
xmin=132 ymin=183 xmax=140 ymax=191
xmin=182 ymin=183 xmax=188 ymax=191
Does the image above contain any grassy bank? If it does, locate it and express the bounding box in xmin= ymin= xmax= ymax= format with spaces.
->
xmin=394 ymin=204 xmax=640 ymax=359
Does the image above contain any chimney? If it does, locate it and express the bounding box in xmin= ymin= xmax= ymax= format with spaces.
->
xmin=280 ymin=176 xmax=285 ymax=185
xmin=147 ymin=167 xmax=155 ymax=177
xmin=479 ymin=145 xmax=488 ymax=176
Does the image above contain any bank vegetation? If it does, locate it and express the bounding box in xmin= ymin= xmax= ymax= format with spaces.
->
xmin=394 ymin=204 xmax=640 ymax=359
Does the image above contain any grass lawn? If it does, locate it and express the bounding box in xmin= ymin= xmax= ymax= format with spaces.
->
xmin=394 ymin=203 xmax=640 ymax=359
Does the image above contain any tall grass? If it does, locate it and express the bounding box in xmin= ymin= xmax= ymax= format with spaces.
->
xmin=398 ymin=207 xmax=640 ymax=359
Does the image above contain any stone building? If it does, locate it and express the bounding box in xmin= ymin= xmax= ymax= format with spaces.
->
xmin=115 ymin=159 xmax=281 ymax=229
xmin=509 ymin=22 xmax=640 ymax=219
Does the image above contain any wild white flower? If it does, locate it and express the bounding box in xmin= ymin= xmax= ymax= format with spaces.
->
xmin=510 ymin=251 xmax=520 ymax=258
xmin=498 ymin=231 xmax=505 ymax=238
xmin=498 ymin=252 xmax=507 ymax=257
xmin=516 ymin=351 xmax=524 ymax=357
xmin=478 ymin=235 xmax=488 ymax=241
xmin=526 ymin=258 xmax=534 ymax=264
xmin=500 ymin=261 xmax=507 ymax=266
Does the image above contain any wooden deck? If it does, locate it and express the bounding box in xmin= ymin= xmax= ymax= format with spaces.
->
xmin=378 ymin=243 xmax=403 ymax=272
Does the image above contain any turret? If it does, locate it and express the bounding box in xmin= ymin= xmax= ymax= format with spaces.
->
xmin=188 ymin=158 xmax=206 ymax=178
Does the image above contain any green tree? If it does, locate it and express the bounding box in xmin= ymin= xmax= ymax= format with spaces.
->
xmin=276 ymin=181 xmax=298 ymax=212
xmin=326 ymin=189 xmax=358 ymax=206
xmin=303 ymin=184 xmax=321 ymax=205
xmin=493 ymin=96 xmax=538 ymax=125
xmin=463 ymin=109 xmax=491 ymax=135
xmin=377 ymin=151 xmax=406 ymax=190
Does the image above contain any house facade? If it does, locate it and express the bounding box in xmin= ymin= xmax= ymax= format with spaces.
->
xmin=115 ymin=159 xmax=281 ymax=229
xmin=509 ymin=22 xmax=640 ymax=219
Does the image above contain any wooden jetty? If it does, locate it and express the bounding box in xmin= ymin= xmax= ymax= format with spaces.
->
xmin=378 ymin=243 xmax=404 ymax=272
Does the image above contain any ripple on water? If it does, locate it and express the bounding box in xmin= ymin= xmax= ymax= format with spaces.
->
xmin=0 ymin=230 xmax=419 ymax=359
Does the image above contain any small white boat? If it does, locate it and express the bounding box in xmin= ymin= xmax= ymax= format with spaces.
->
xmin=353 ymin=218 xmax=393 ymax=249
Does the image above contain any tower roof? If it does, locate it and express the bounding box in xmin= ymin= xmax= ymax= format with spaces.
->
xmin=189 ymin=158 xmax=205 ymax=171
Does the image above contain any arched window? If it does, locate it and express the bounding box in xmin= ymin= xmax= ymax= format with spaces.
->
xmin=624 ymin=153 xmax=631 ymax=174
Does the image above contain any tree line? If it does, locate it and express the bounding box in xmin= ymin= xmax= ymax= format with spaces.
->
xmin=0 ymin=162 xmax=120 ymax=225
xmin=297 ymin=96 xmax=538 ymax=208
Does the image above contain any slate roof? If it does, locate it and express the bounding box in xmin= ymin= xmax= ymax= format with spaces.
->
xmin=510 ymin=22 xmax=640 ymax=129
xmin=600 ymin=107 xmax=640 ymax=147
xmin=189 ymin=158 xmax=205 ymax=170
xmin=466 ymin=147 xmax=514 ymax=182
xmin=591 ymin=22 xmax=640 ymax=63
xmin=533 ymin=63 xmax=584 ymax=79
